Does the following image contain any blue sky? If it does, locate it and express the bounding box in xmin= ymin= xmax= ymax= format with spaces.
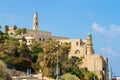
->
xmin=0 ymin=0 xmax=120 ymax=76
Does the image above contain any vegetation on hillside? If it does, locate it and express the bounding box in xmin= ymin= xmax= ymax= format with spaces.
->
xmin=0 ymin=26 xmax=34 ymax=71
xmin=0 ymin=26 xmax=98 ymax=79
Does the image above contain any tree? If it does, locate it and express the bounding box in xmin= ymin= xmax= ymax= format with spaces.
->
xmin=0 ymin=25 xmax=2 ymax=29
xmin=13 ymin=57 xmax=33 ymax=71
xmin=13 ymin=25 xmax=17 ymax=30
xmin=80 ymin=67 xmax=98 ymax=80
xmin=16 ymin=28 xmax=27 ymax=35
xmin=0 ymin=60 xmax=12 ymax=80
xmin=70 ymin=56 xmax=82 ymax=68
xmin=4 ymin=25 xmax=9 ymax=34
xmin=18 ymin=41 xmax=31 ymax=58
xmin=59 ymin=56 xmax=83 ymax=78
xmin=30 ymin=40 xmax=43 ymax=63
xmin=37 ymin=39 xmax=70 ymax=78
xmin=70 ymin=68 xmax=84 ymax=79
xmin=16 ymin=29 xmax=21 ymax=35
xmin=21 ymin=28 xmax=27 ymax=34
xmin=0 ymin=32 xmax=37 ymax=72
xmin=0 ymin=37 xmax=20 ymax=64
xmin=0 ymin=30 xmax=4 ymax=43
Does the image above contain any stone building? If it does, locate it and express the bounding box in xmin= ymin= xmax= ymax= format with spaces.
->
xmin=59 ymin=34 xmax=108 ymax=80
xmin=7 ymin=12 xmax=108 ymax=80
xmin=7 ymin=27 xmax=16 ymax=34
xmin=24 ymin=12 xmax=68 ymax=45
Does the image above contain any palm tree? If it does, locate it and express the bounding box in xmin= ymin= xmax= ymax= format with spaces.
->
xmin=13 ymin=25 xmax=17 ymax=30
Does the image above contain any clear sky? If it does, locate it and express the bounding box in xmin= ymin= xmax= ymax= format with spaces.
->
xmin=0 ymin=0 xmax=120 ymax=76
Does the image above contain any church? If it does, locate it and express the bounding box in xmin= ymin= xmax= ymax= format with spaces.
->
xmin=24 ymin=12 xmax=68 ymax=45
xmin=7 ymin=12 xmax=108 ymax=80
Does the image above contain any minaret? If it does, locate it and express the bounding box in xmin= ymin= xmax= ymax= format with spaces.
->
xmin=33 ymin=12 xmax=39 ymax=30
xmin=86 ymin=33 xmax=94 ymax=55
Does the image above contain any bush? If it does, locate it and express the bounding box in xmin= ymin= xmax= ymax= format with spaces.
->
xmin=0 ymin=60 xmax=12 ymax=80
xmin=61 ymin=73 xmax=80 ymax=80
xmin=70 ymin=68 xmax=84 ymax=79
xmin=13 ymin=57 xmax=34 ymax=71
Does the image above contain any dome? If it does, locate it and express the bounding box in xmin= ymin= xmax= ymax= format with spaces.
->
xmin=87 ymin=33 xmax=92 ymax=37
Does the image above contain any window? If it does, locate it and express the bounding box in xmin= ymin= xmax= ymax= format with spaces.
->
xmin=36 ymin=22 xmax=38 ymax=25
xmin=39 ymin=38 xmax=41 ymax=41
xmin=43 ymin=38 xmax=45 ymax=41
xmin=76 ymin=42 xmax=79 ymax=46
xmin=103 ymin=67 xmax=105 ymax=71
xmin=75 ymin=50 xmax=80 ymax=54
xmin=28 ymin=40 xmax=31 ymax=43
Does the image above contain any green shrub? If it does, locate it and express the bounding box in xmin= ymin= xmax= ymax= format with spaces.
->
xmin=61 ymin=73 xmax=80 ymax=80
xmin=0 ymin=60 xmax=12 ymax=80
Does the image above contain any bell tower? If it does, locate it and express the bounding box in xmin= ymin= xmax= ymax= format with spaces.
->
xmin=33 ymin=12 xmax=39 ymax=30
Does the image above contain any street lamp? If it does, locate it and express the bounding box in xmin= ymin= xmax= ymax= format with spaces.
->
xmin=56 ymin=45 xmax=59 ymax=80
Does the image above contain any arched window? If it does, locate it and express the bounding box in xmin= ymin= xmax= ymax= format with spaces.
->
xmin=36 ymin=22 xmax=38 ymax=25
xmin=29 ymin=40 xmax=31 ymax=42
xmin=43 ymin=38 xmax=45 ymax=41
xmin=39 ymin=38 xmax=41 ymax=41
xmin=75 ymin=49 xmax=80 ymax=54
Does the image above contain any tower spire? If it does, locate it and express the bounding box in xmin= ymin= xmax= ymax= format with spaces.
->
xmin=33 ymin=12 xmax=39 ymax=30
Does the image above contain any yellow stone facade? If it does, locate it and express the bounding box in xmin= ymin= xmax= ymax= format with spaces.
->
xmin=59 ymin=34 xmax=108 ymax=80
